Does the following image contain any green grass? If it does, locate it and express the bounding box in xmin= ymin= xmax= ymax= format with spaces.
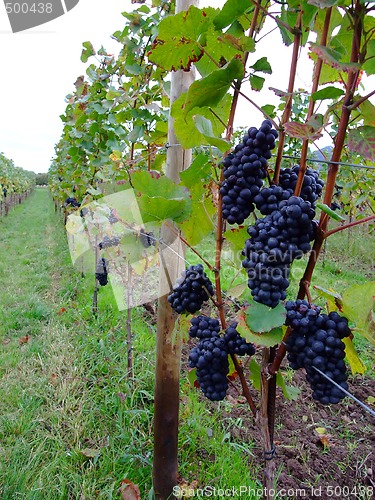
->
xmin=0 ymin=189 xmax=261 ymax=499
xmin=0 ymin=189 xmax=373 ymax=499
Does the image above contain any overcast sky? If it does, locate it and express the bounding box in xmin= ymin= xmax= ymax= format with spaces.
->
xmin=0 ymin=1 xmax=373 ymax=174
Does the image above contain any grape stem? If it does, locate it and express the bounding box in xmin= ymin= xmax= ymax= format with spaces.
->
xmin=294 ymin=7 xmax=333 ymax=198
xmin=273 ymin=9 xmax=303 ymax=185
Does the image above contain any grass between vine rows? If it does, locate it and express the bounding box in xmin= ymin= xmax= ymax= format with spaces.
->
xmin=0 ymin=188 xmax=373 ymax=499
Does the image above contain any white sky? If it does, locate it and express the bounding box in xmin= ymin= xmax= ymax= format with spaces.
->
xmin=0 ymin=1 xmax=373 ymax=173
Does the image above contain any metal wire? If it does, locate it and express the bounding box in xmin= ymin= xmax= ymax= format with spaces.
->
xmin=277 ymin=154 xmax=375 ymax=170
xmin=312 ymin=366 xmax=375 ymax=418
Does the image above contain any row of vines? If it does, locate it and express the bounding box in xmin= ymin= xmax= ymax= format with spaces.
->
xmin=0 ymin=152 xmax=35 ymax=216
xmin=49 ymin=0 xmax=375 ymax=498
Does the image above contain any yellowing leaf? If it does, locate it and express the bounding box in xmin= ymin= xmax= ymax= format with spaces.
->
xmin=315 ymin=427 xmax=327 ymax=435
xmin=343 ymin=337 xmax=366 ymax=375
xmin=342 ymin=282 xmax=375 ymax=346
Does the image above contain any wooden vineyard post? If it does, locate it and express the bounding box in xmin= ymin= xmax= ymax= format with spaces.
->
xmin=152 ymin=1 xmax=197 ymax=498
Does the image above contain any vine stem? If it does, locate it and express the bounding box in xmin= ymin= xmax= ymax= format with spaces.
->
xmin=259 ymin=348 xmax=276 ymax=499
xmin=273 ymin=9 xmax=303 ymax=185
xmin=324 ymin=214 xmax=375 ymax=238
xmin=230 ymin=354 xmax=257 ymax=416
xmin=294 ymin=7 xmax=333 ymax=197
xmin=212 ymin=0 xmax=263 ymax=412
xmin=347 ymin=89 xmax=375 ymax=110
xmin=249 ymin=0 xmax=297 ymax=35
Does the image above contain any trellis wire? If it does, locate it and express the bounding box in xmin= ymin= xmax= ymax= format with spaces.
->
xmin=276 ymin=154 xmax=375 ymax=170
xmin=312 ymin=366 xmax=375 ymax=418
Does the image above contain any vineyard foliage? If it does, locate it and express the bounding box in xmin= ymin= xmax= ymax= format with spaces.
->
xmin=0 ymin=152 xmax=35 ymax=201
xmin=49 ymin=0 xmax=375 ymax=371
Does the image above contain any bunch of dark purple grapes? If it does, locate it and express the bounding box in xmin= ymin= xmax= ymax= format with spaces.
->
xmin=98 ymin=236 xmax=121 ymax=250
xmin=242 ymin=196 xmax=317 ymax=307
xmin=285 ymin=300 xmax=351 ymax=405
xmin=139 ymin=228 xmax=156 ymax=248
xmin=168 ymin=264 xmax=214 ymax=314
xmin=279 ymin=165 xmax=324 ymax=207
xmin=220 ymin=120 xmax=278 ymax=225
xmin=253 ymin=165 xmax=324 ymax=215
xmin=96 ymin=258 xmax=109 ymax=286
xmin=188 ymin=316 xmax=255 ymax=401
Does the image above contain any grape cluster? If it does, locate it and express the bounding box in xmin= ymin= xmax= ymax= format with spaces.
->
xmin=188 ymin=317 xmax=255 ymax=401
xmin=96 ymin=258 xmax=109 ymax=286
xmin=108 ymin=210 xmax=119 ymax=224
xmin=140 ymin=228 xmax=156 ymax=248
xmin=254 ymin=184 xmax=290 ymax=215
xmin=168 ymin=264 xmax=214 ymax=314
xmin=80 ymin=207 xmax=89 ymax=219
xmin=64 ymin=197 xmax=81 ymax=208
xmin=243 ymin=196 xmax=317 ymax=307
xmin=285 ymin=300 xmax=351 ymax=405
xmin=220 ymin=120 xmax=278 ymax=225
xmin=224 ymin=322 xmax=256 ymax=356
xmin=279 ymin=165 xmax=324 ymax=206
xmin=98 ymin=236 xmax=121 ymax=250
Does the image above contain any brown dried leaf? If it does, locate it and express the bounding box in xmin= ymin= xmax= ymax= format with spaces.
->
xmin=1 ymin=338 xmax=11 ymax=345
xmin=319 ymin=435 xmax=332 ymax=449
xmin=18 ymin=335 xmax=31 ymax=345
xmin=118 ymin=479 xmax=141 ymax=500
xmin=283 ymin=121 xmax=323 ymax=141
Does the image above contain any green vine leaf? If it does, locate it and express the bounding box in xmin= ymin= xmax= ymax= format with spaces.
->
xmin=131 ymin=171 xmax=192 ymax=223
xmin=223 ymin=225 xmax=249 ymax=254
xmin=147 ymin=6 xmax=214 ymax=71
xmin=347 ymin=126 xmax=375 ymax=162
xmin=360 ymin=100 xmax=375 ymax=127
xmin=363 ymin=40 xmax=375 ymax=76
xmin=312 ymin=86 xmax=345 ymax=101
xmin=237 ymin=302 xmax=285 ymax=347
xmin=172 ymin=94 xmax=231 ymax=150
xmin=180 ymin=58 xmax=244 ymax=117
xmin=249 ymin=74 xmax=265 ymax=92
xmin=188 ymin=367 xmax=198 ymax=386
xmin=213 ymin=0 xmax=252 ymax=30
xmin=276 ymin=371 xmax=300 ymax=400
xmin=179 ymin=155 xmax=215 ymax=245
xmin=243 ymin=300 xmax=286 ymax=333
xmin=193 ymin=115 xmax=230 ymax=152
xmin=250 ymin=56 xmax=272 ymax=74
xmin=248 ymin=360 xmax=299 ymax=400
xmin=81 ymin=41 xmax=96 ymax=63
